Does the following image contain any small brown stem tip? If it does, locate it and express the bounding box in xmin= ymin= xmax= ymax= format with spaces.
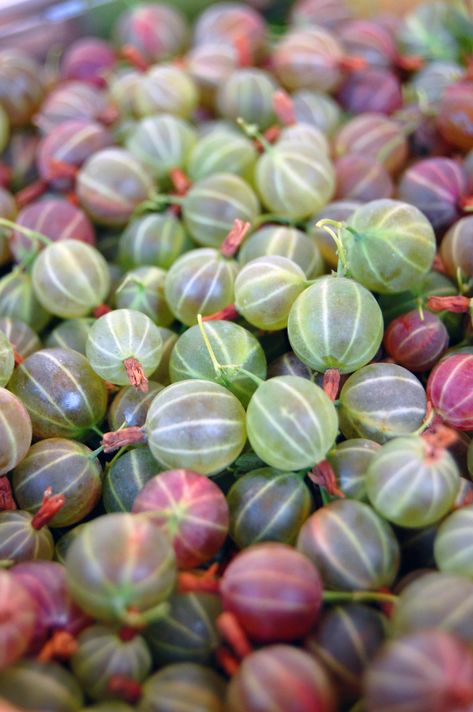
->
xmin=202 ymin=304 xmax=239 ymax=322
xmin=272 ymin=89 xmax=296 ymax=126
xmin=15 ymin=180 xmax=48 ymax=208
xmin=0 ymin=477 xmax=16 ymax=511
xmin=4 ymin=337 xmax=24 ymax=368
xmin=65 ymin=191 xmax=80 ymax=207
xmin=98 ymin=105 xmax=119 ymax=126
xmin=427 ymin=295 xmax=470 ymax=313
xmin=422 ymin=424 xmax=459 ymax=460
xmin=121 ymin=45 xmax=149 ymax=71
xmin=396 ymin=54 xmax=425 ymax=72
xmin=233 ymin=34 xmax=252 ymax=68
xmin=124 ymin=357 xmax=149 ymax=393
xmin=263 ymin=125 xmax=281 ymax=145
xmin=13 ymin=348 xmax=24 ymax=366
xmin=108 ymin=675 xmax=142 ymax=704
xmin=169 ymin=168 xmax=191 ymax=196
xmin=102 ymin=426 xmax=146 ymax=453
xmin=322 ymin=368 xmax=341 ymax=401
xmin=309 ymin=460 xmax=345 ymax=499
xmin=31 ymin=487 xmax=65 ymax=529
xmin=339 ymin=55 xmax=368 ymax=72
xmin=460 ymin=195 xmax=473 ymax=211
xmin=48 ymin=159 xmax=78 ymax=180
xmin=37 ymin=630 xmax=78 ymax=662
xmin=93 ymin=304 xmax=112 ymax=319
xmin=216 ymin=647 xmax=241 ymax=676
xmin=217 ymin=611 xmax=253 ymax=659
xmin=220 ymin=219 xmax=252 ymax=258
xmin=431 ymin=254 xmax=447 ymax=274
xmin=119 ymin=625 xmax=140 ymax=642
xmin=177 ymin=563 xmax=221 ymax=594
xmin=104 ymin=380 xmax=120 ymax=394
xmin=0 ymin=163 xmax=12 ymax=188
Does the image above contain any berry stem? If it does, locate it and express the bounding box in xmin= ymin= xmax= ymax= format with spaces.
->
xmin=414 ymin=401 xmax=436 ymax=435
xmin=15 ymin=246 xmax=41 ymax=272
xmin=135 ymin=193 xmax=185 ymax=216
xmin=92 ymin=418 xmax=130 ymax=459
xmin=229 ymin=366 xmax=264 ymax=386
xmin=31 ymin=488 xmax=65 ymax=529
xmin=319 ymin=486 xmax=330 ymax=505
xmin=456 ymin=266 xmax=468 ymax=295
xmin=416 ymin=297 xmax=425 ymax=322
xmin=197 ymin=314 xmax=224 ymax=378
xmin=197 ymin=314 xmax=264 ymax=387
xmin=115 ymin=275 xmax=145 ymax=297
xmin=88 ymin=444 xmax=104 ymax=461
xmin=104 ymin=445 xmax=130 ymax=472
xmin=252 ymin=213 xmax=300 ymax=228
xmin=323 ymin=590 xmax=398 ymax=605
xmin=314 ymin=219 xmax=349 ymax=276
xmin=121 ymin=601 xmax=170 ymax=627
xmin=237 ymin=117 xmax=273 ymax=153
xmin=0 ymin=218 xmax=53 ymax=247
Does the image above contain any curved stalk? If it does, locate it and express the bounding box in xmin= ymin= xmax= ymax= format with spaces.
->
xmin=314 ymin=219 xmax=349 ymax=277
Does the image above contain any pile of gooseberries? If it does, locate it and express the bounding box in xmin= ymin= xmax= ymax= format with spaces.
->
xmin=1 ymin=0 xmax=473 ymax=709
